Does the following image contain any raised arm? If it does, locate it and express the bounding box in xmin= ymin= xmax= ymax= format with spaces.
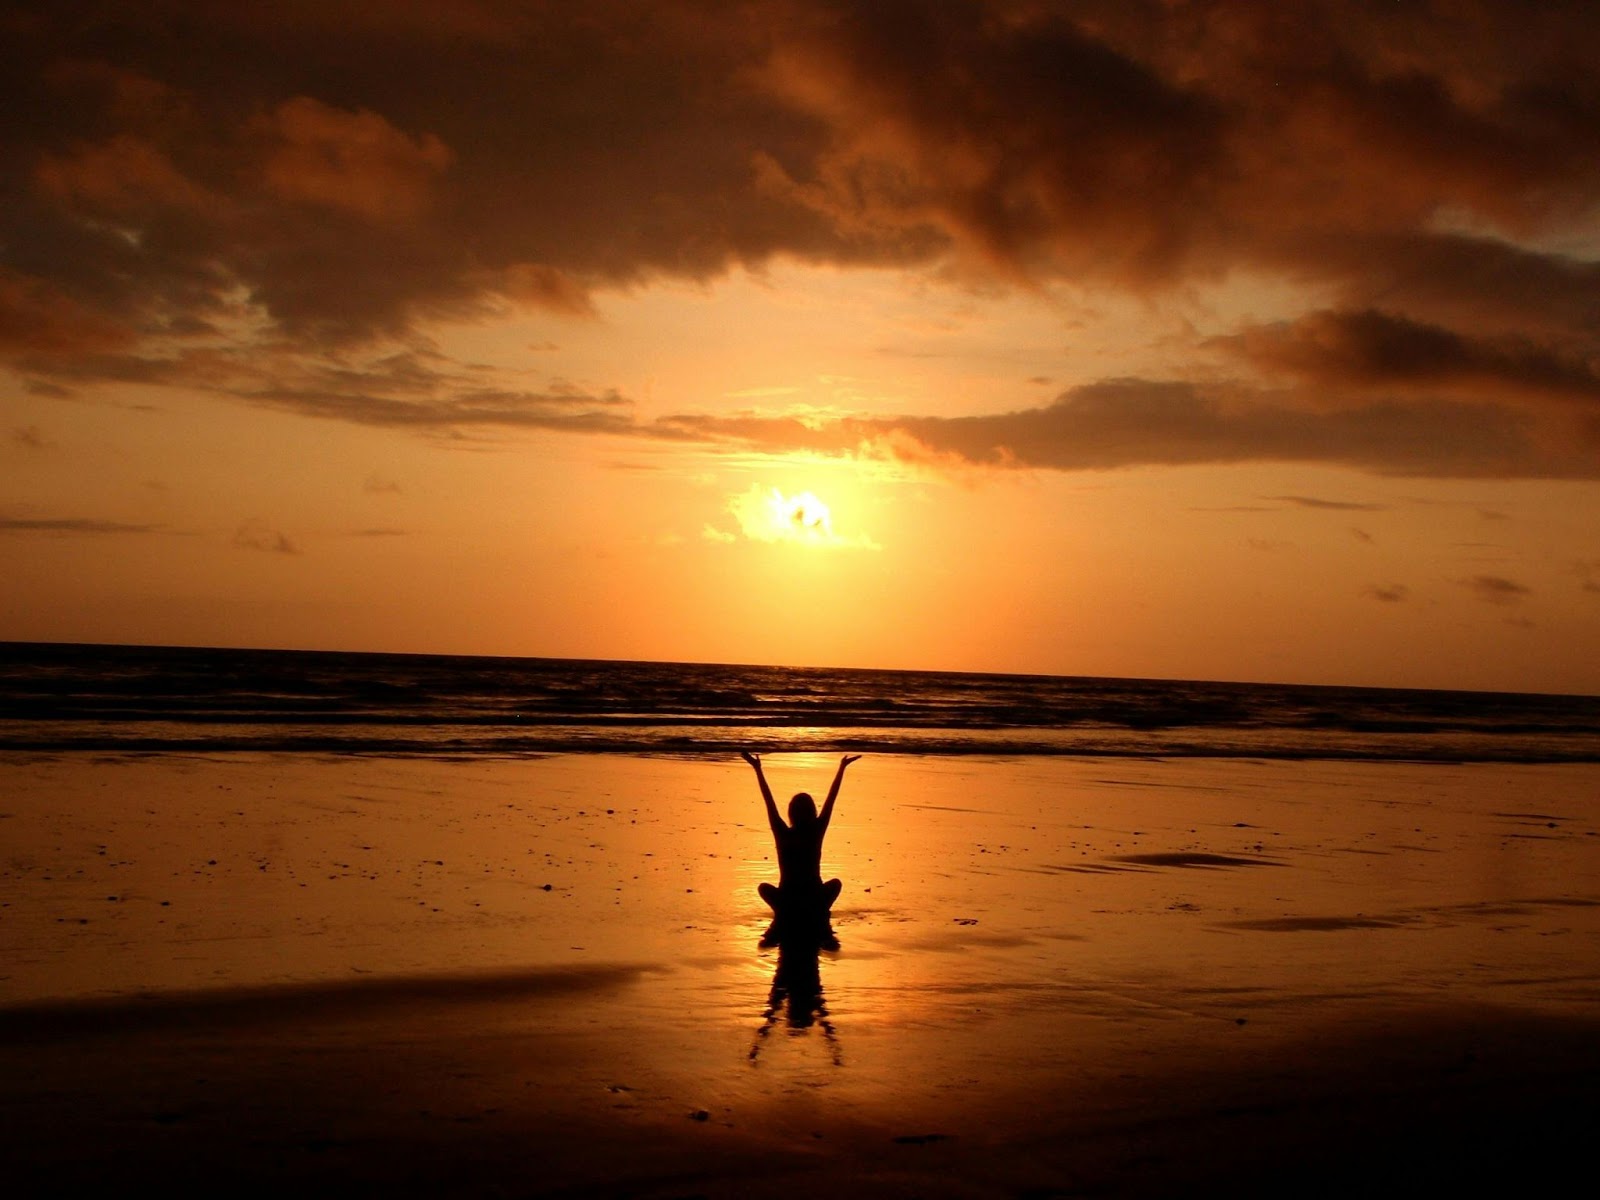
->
xmin=817 ymin=754 xmax=860 ymax=834
xmin=742 ymin=750 xmax=783 ymax=836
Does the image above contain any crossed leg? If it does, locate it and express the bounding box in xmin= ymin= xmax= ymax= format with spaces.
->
xmin=758 ymin=879 xmax=842 ymax=912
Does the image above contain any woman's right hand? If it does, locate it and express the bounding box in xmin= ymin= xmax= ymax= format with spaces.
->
xmin=740 ymin=750 xmax=761 ymax=768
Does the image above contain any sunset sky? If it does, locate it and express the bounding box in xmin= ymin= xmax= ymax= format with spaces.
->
xmin=4 ymin=0 xmax=1600 ymax=693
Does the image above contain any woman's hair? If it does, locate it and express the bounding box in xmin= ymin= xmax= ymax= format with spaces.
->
xmin=788 ymin=792 xmax=817 ymax=825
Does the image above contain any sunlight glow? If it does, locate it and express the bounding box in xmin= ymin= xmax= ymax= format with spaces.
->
xmin=719 ymin=484 xmax=878 ymax=549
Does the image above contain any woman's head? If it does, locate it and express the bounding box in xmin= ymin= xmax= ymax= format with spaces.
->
xmin=788 ymin=792 xmax=817 ymax=826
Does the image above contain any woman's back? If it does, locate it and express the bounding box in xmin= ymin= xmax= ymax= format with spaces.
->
xmin=774 ymin=817 xmax=824 ymax=889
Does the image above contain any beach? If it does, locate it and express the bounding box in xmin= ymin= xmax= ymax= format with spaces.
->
xmin=4 ymin=750 xmax=1599 ymax=1195
xmin=12 ymin=0 xmax=1600 ymax=1191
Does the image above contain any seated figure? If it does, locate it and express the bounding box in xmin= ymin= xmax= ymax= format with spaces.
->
xmin=741 ymin=751 xmax=859 ymax=937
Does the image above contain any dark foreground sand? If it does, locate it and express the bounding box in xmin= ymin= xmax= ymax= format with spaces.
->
xmin=3 ymin=752 xmax=1598 ymax=1195
xmin=6 ymin=983 xmax=1599 ymax=1197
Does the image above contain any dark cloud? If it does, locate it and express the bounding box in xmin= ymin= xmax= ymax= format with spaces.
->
xmin=757 ymin=0 xmax=1228 ymax=281
xmin=247 ymin=384 xmax=636 ymax=433
xmin=4 ymin=1 xmax=1600 ymax=477
xmin=1296 ymin=231 xmax=1600 ymax=343
xmin=0 ymin=516 xmax=162 ymax=534
xmin=1461 ymin=574 xmax=1532 ymax=604
xmin=1221 ymin=309 xmax=1600 ymax=404
xmin=0 ymin=1 xmax=846 ymax=350
xmin=661 ymin=378 xmax=1599 ymax=478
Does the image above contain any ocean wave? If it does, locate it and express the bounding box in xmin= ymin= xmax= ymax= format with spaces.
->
xmin=4 ymin=642 xmax=1599 ymax=762
xmin=5 ymin=721 xmax=1600 ymax=763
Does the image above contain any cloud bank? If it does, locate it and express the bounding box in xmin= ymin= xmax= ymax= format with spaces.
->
xmin=6 ymin=1 xmax=1600 ymax=476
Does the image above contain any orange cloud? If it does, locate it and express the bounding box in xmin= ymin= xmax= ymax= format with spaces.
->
xmin=256 ymin=97 xmax=453 ymax=225
xmin=0 ymin=269 xmax=135 ymax=358
xmin=492 ymin=263 xmax=596 ymax=318
xmin=35 ymin=134 xmax=214 ymax=216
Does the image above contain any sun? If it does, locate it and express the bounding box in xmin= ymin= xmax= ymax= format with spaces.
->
xmin=768 ymin=488 xmax=833 ymax=541
xmin=718 ymin=482 xmax=876 ymax=550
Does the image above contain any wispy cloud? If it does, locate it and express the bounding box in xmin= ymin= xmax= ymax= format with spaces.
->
xmin=31 ymin=344 xmax=640 ymax=438
xmin=233 ymin=519 xmax=299 ymax=555
xmin=1267 ymin=495 xmax=1389 ymax=512
xmin=1460 ymin=574 xmax=1531 ymax=605
xmin=0 ymin=516 xmax=163 ymax=534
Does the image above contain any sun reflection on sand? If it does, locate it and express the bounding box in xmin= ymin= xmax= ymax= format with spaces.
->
xmin=5 ymin=751 xmax=1600 ymax=1197
xmin=5 ymin=752 xmax=1599 ymax=1091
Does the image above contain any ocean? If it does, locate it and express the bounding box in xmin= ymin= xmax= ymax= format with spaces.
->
xmin=4 ymin=641 xmax=1598 ymax=762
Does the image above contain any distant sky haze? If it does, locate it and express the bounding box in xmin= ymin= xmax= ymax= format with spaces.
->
xmin=4 ymin=1 xmax=1600 ymax=692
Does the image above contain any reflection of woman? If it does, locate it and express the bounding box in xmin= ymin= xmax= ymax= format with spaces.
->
xmin=749 ymin=939 xmax=841 ymax=1065
xmin=741 ymin=751 xmax=859 ymax=920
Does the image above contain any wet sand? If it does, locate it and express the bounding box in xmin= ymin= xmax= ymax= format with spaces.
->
xmin=3 ymin=752 xmax=1599 ymax=1195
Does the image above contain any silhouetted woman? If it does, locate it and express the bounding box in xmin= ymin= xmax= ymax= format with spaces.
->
xmin=742 ymin=751 xmax=859 ymax=924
